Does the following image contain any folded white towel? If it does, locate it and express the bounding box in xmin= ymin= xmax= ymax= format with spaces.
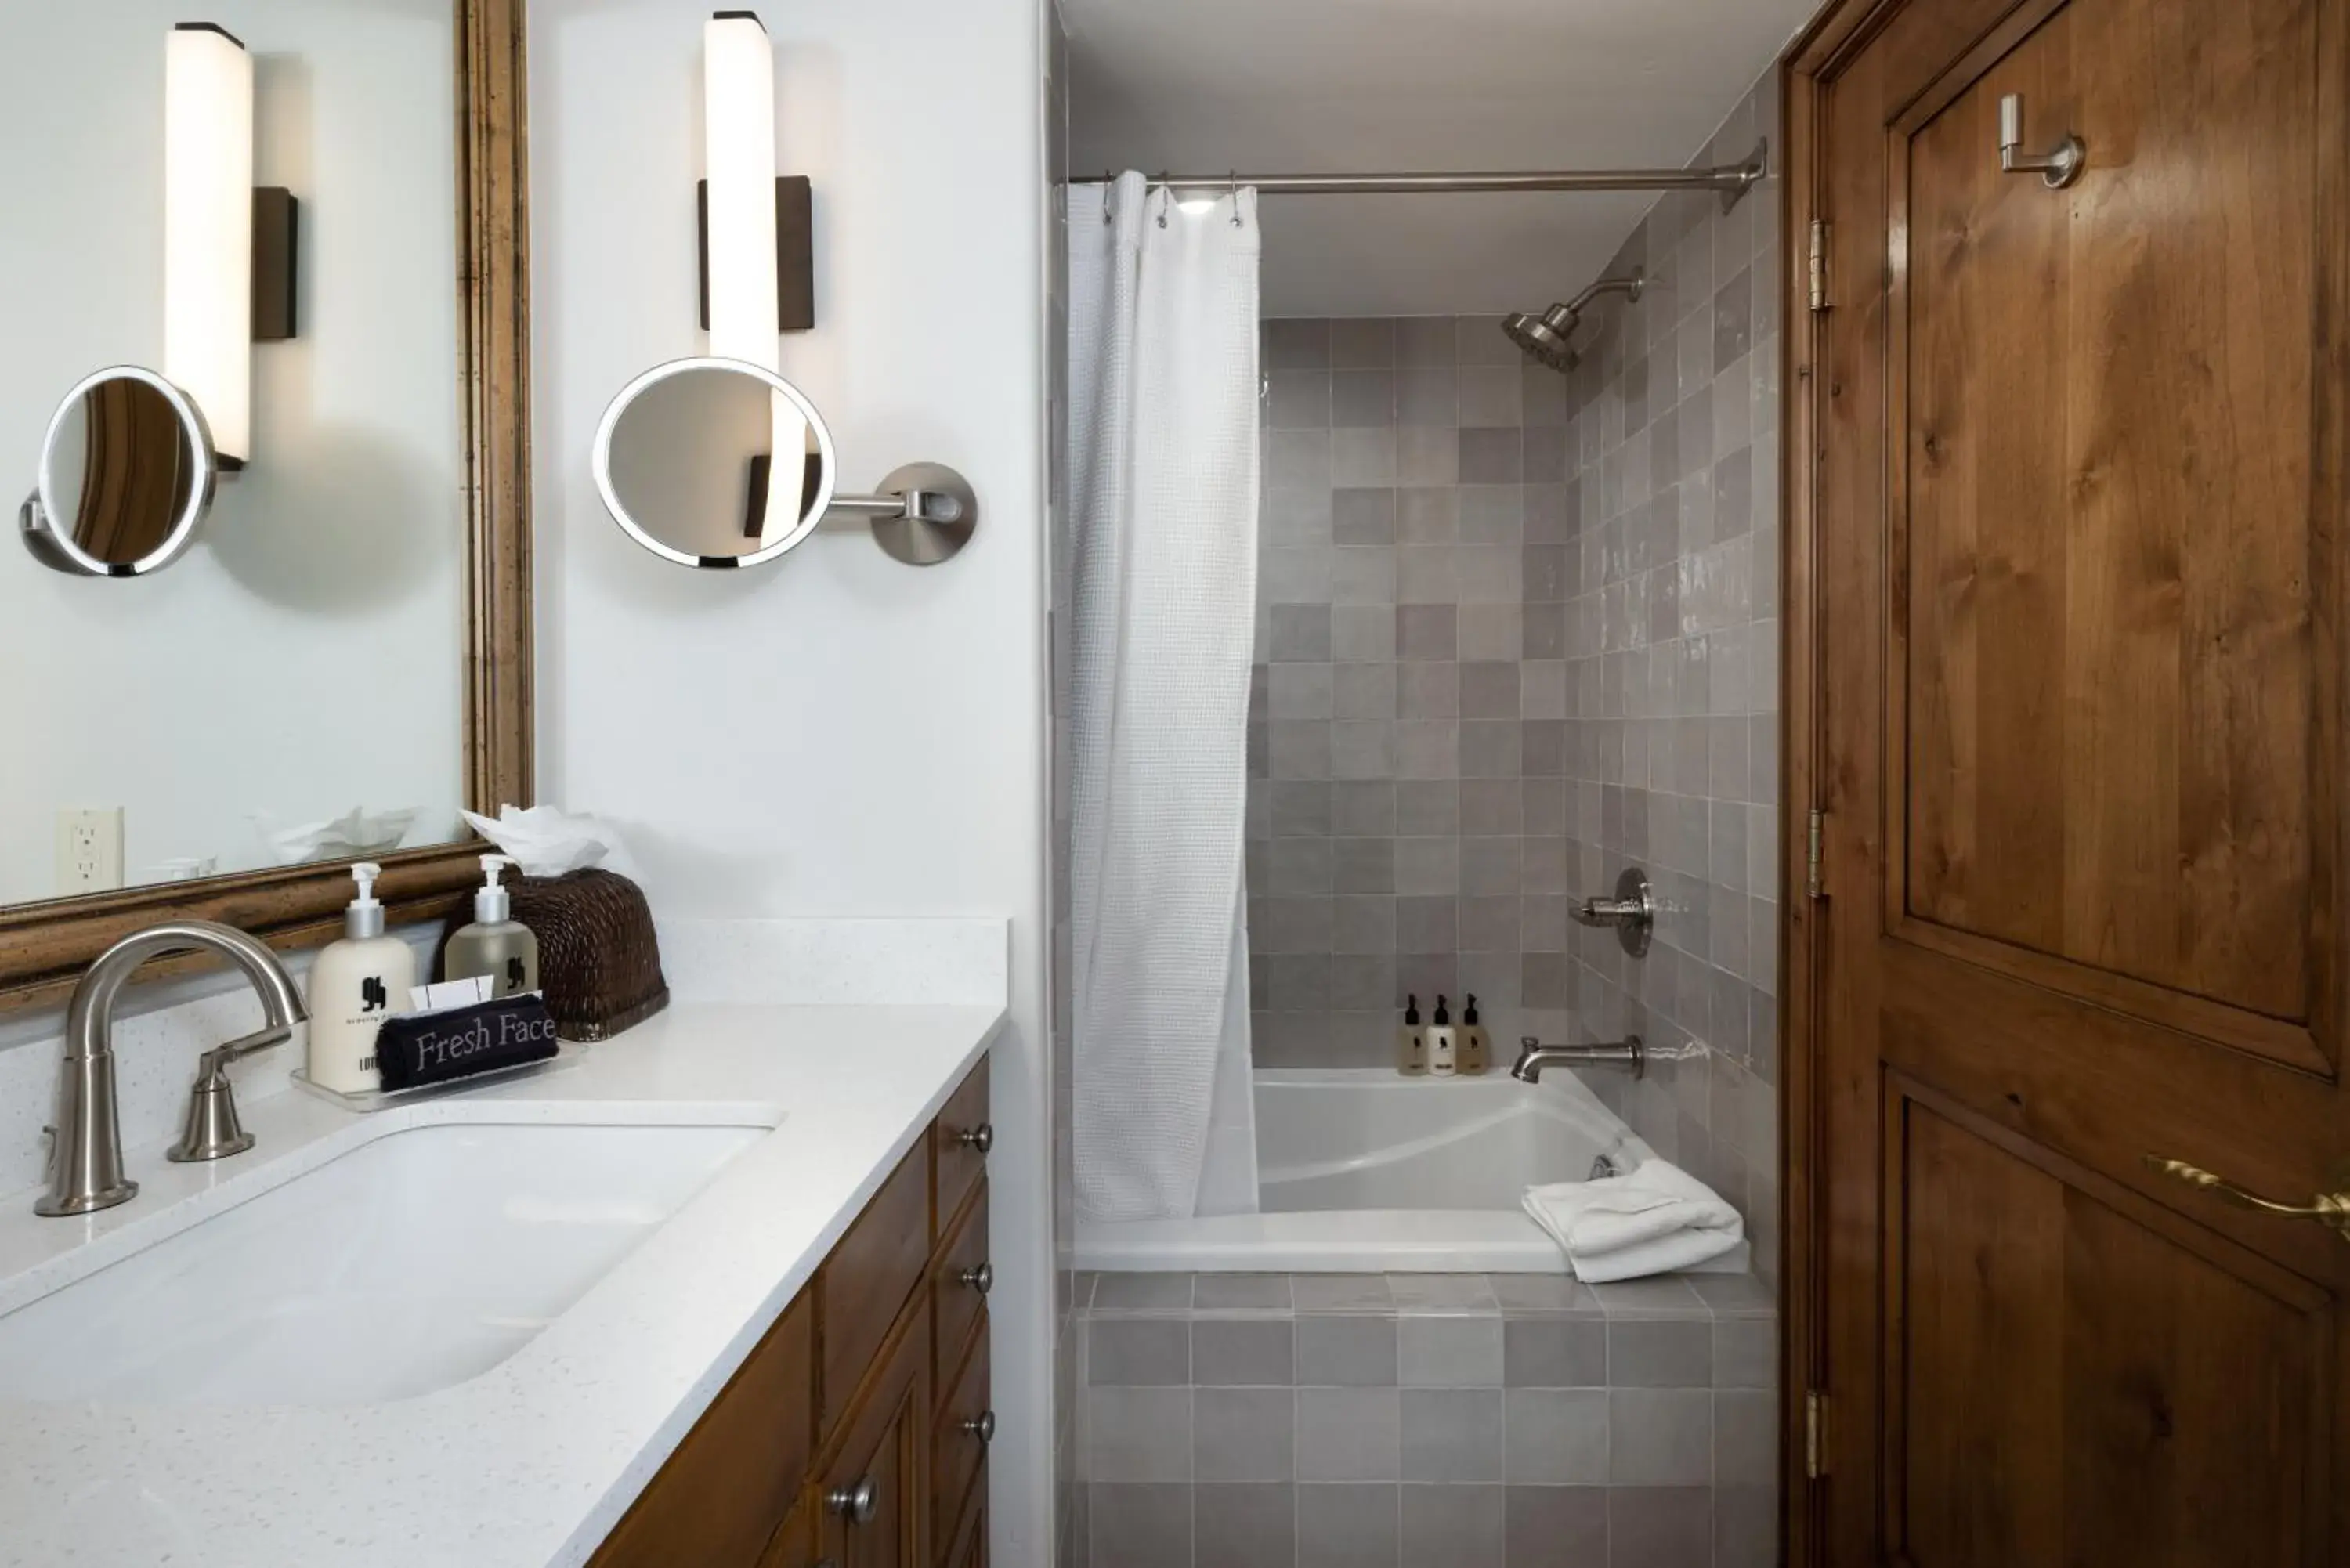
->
xmin=1521 ymin=1159 xmax=1744 ymax=1284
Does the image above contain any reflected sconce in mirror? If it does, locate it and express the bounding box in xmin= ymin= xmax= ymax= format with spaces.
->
xmin=591 ymin=13 xmax=976 ymax=571
xmin=18 ymin=22 xmax=298 ymax=578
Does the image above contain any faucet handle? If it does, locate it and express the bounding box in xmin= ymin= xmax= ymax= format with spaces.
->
xmin=194 ymin=1024 xmax=293 ymax=1084
xmin=167 ymin=1024 xmax=289 ymax=1164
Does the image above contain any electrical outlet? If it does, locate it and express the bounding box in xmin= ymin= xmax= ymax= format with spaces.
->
xmin=56 ymin=808 xmax=125 ymax=894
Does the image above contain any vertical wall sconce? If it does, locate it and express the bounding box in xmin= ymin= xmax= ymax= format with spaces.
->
xmin=699 ymin=11 xmax=815 ymax=541
xmin=164 ymin=22 xmax=254 ymax=469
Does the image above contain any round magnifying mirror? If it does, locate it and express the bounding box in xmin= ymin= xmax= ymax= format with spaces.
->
xmin=592 ymin=357 xmax=837 ymax=569
xmin=19 ymin=366 xmax=216 ymax=577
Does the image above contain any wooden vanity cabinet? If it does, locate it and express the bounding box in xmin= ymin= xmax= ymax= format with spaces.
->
xmin=588 ymin=1057 xmax=990 ymax=1568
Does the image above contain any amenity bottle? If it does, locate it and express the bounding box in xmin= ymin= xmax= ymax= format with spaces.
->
xmin=1460 ymin=994 xmax=1489 ymax=1075
xmin=1428 ymin=995 xmax=1459 ymax=1076
xmin=1398 ymin=994 xmax=1427 ymax=1075
xmin=443 ymin=854 xmax=540 ymax=999
xmin=307 ymin=862 xmax=415 ymax=1093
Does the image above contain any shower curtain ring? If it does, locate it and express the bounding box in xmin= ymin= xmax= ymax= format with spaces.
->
xmin=1228 ymin=172 xmax=1242 ymax=227
xmin=1102 ymin=172 xmax=1115 ymax=223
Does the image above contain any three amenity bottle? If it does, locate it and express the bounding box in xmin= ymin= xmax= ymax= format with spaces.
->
xmin=1427 ymin=995 xmax=1459 ymax=1076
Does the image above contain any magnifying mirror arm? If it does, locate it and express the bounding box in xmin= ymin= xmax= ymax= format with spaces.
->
xmin=819 ymin=490 xmax=966 ymax=528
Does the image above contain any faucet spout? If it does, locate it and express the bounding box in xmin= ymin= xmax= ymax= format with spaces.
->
xmin=1511 ymin=1034 xmax=1644 ymax=1083
xmin=38 ymin=920 xmax=307 ymax=1216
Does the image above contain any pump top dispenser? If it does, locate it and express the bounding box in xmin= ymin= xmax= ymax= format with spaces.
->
xmin=443 ymin=854 xmax=540 ymax=999
xmin=1460 ymin=994 xmax=1489 ymax=1075
xmin=306 ymin=861 xmax=417 ymax=1093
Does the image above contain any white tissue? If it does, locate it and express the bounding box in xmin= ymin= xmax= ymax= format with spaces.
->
xmin=460 ymin=804 xmax=638 ymax=880
xmin=256 ymin=807 xmax=417 ymax=865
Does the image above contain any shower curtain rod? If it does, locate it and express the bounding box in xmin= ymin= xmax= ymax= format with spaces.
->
xmin=1075 ymin=139 xmax=1768 ymax=208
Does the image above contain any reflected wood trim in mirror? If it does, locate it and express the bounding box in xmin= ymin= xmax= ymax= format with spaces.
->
xmin=0 ymin=0 xmax=534 ymax=1015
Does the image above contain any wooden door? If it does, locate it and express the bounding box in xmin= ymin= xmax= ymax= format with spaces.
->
xmin=817 ymin=1298 xmax=932 ymax=1568
xmin=1802 ymin=0 xmax=2350 ymax=1560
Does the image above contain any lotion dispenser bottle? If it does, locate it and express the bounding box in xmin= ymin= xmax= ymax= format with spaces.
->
xmin=1428 ymin=995 xmax=1459 ymax=1076
xmin=307 ymin=862 xmax=415 ymax=1093
xmin=1460 ymin=995 xmax=1489 ymax=1075
xmin=1398 ymin=994 xmax=1428 ymax=1075
xmin=443 ymin=854 xmax=540 ymax=999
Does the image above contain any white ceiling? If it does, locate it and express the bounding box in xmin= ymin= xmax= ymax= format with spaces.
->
xmin=1062 ymin=0 xmax=1817 ymax=317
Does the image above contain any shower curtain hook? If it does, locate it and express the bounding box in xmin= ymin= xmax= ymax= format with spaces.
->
xmin=1101 ymin=172 xmax=1115 ymax=223
xmin=1228 ymin=172 xmax=1243 ymax=227
xmin=1155 ymin=181 xmax=1170 ymax=228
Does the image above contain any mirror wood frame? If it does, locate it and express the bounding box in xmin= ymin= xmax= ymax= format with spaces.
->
xmin=0 ymin=0 xmax=533 ymax=1014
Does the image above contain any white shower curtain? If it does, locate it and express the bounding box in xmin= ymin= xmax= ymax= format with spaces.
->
xmin=1068 ymin=172 xmax=1263 ymax=1223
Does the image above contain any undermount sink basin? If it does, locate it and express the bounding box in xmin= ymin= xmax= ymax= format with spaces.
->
xmin=0 ymin=1121 xmax=768 ymax=1407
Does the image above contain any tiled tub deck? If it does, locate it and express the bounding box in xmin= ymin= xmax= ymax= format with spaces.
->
xmin=1073 ymin=1270 xmax=1776 ymax=1568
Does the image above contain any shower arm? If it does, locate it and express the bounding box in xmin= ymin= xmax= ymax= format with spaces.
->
xmin=1563 ymin=273 xmax=1644 ymax=316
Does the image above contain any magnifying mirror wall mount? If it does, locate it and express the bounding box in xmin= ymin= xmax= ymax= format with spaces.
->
xmin=593 ymin=357 xmax=979 ymax=570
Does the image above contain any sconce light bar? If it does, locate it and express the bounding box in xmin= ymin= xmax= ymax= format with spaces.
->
xmin=164 ymin=21 xmax=254 ymax=468
xmin=699 ymin=12 xmax=814 ymax=336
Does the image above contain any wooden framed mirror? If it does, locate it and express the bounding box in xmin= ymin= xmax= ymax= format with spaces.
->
xmin=0 ymin=0 xmax=531 ymax=1013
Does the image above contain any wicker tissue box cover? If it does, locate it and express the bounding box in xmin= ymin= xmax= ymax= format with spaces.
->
xmin=434 ymin=866 xmax=668 ymax=1042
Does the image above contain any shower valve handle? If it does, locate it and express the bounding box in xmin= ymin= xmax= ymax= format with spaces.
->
xmin=1571 ymin=868 xmax=1655 ymax=957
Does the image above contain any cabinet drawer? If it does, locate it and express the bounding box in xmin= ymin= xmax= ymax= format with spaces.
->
xmin=931 ymin=1183 xmax=989 ymax=1392
xmin=817 ymin=1295 xmax=933 ymax=1568
xmin=819 ymin=1140 xmax=931 ymax=1438
xmin=931 ymin=1324 xmax=990 ymax=1552
xmin=591 ymin=1289 xmax=813 ymax=1568
xmin=932 ymin=1060 xmax=990 ymax=1234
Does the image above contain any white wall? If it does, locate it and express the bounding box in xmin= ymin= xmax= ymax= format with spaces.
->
xmin=530 ymin=2 xmax=1051 ymax=1559
xmin=0 ymin=1 xmax=468 ymax=901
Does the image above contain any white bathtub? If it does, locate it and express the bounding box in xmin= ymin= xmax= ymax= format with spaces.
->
xmin=1075 ymin=1068 xmax=1751 ymax=1274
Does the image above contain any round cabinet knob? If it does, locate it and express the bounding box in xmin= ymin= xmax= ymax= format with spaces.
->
xmin=959 ymin=1262 xmax=994 ymax=1295
xmin=826 ymin=1476 xmax=880 ymax=1525
xmin=955 ymin=1123 xmax=994 ymax=1154
xmin=962 ymin=1409 xmax=996 ymax=1443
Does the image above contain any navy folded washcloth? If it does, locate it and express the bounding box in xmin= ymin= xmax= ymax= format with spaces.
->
xmin=373 ymin=993 xmax=559 ymax=1092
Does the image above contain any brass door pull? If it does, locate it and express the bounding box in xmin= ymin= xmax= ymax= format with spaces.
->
xmin=2144 ymin=1155 xmax=2350 ymax=1241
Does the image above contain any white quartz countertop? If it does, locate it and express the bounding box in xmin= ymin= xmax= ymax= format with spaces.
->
xmin=0 ymin=1000 xmax=1005 ymax=1567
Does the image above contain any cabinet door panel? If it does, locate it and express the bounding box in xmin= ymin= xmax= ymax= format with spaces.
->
xmin=821 ymin=1141 xmax=931 ymax=1438
xmin=819 ymin=1297 xmax=933 ymax=1568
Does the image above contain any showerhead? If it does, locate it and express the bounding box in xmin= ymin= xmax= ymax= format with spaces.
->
xmin=1503 ymin=269 xmax=1645 ymax=374
xmin=1503 ymin=304 xmax=1583 ymax=372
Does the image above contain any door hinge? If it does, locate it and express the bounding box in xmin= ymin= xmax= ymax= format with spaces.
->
xmin=1805 ymin=1389 xmax=1828 ymax=1479
xmin=1807 ymin=218 xmax=1831 ymax=312
xmin=1806 ymin=807 xmax=1826 ymax=901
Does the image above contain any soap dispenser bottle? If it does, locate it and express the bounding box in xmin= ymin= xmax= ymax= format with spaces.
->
xmin=307 ymin=862 xmax=416 ymax=1093
xmin=1460 ymin=995 xmax=1489 ymax=1075
xmin=1428 ymin=995 xmax=1459 ymax=1076
xmin=443 ymin=854 xmax=540 ymax=999
xmin=1398 ymin=994 xmax=1427 ymax=1075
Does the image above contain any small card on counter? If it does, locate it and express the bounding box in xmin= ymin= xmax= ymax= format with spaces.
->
xmin=374 ymin=991 xmax=559 ymax=1092
xmin=409 ymin=975 xmax=494 ymax=1013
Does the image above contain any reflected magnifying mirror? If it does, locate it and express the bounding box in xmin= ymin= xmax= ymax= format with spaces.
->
xmin=592 ymin=356 xmax=978 ymax=570
xmin=19 ymin=366 xmax=219 ymax=577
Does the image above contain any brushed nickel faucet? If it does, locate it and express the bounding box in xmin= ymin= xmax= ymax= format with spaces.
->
xmin=1511 ymin=1034 xmax=1644 ymax=1083
xmin=36 ymin=920 xmax=307 ymax=1217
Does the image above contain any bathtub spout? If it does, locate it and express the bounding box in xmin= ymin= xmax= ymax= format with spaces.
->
xmin=1512 ymin=1035 xmax=1644 ymax=1082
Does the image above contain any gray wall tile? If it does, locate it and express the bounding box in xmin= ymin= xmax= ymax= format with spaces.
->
xmin=1505 ymin=1389 xmax=1610 ymax=1484
xmin=1609 ymin=1486 xmax=1712 ymax=1568
xmin=1298 ymin=1386 xmax=1403 ymax=1481
xmin=1504 ymin=1316 xmax=1607 ymax=1387
xmin=1090 ymin=1483 xmax=1193 ymax=1568
xmin=1196 ymin=1483 xmax=1298 ymax=1568
xmin=1298 ymin=1313 xmax=1401 ymax=1386
xmin=1402 ymin=1484 xmax=1505 ymax=1568
xmin=1506 ymin=1485 xmax=1611 ymax=1568
xmin=1401 ymin=1389 xmax=1506 ymax=1481
xmin=1090 ymin=1385 xmax=1193 ymax=1479
xmin=1608 ymin=1320 xmax=1713 ymax=1388
xmin=1195 ymin=1317 xmax=1296 ymax=1386
xmin=1197 ymin=1386 xmax=1296 ymax=1480
xmin=1300 ymin=1484 xmax=1401 ymax=1568
xmin=1400 ymin=1315 xmax=1505 ymax=1386
xmin=1092 ymin=1317 xmax=1190 ymax=1384
xmin=1608 ymin=1389 xmax=1712 ymax=1485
